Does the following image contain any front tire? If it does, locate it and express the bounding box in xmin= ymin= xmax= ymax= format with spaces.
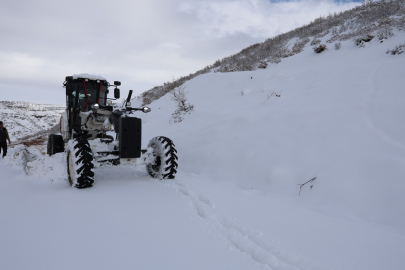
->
xmin=47 ymin=134 xmax=64 ymax=156
xmin=147 ymin=136 xmax=178 ymax=179
xmin=66 ymin=138 xmax=94 ymax=188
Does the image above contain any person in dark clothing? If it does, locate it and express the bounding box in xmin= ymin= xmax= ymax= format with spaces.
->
xmin=0 ymin=121 xmax=11 ymax=158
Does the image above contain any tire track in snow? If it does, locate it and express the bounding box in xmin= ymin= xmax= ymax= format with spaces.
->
xmin=170 ymin=177 xmax=327 ymax=270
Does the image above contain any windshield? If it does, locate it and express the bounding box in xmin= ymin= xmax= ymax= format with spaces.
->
xmin=71 ymin=80 xmax=108 ymax=111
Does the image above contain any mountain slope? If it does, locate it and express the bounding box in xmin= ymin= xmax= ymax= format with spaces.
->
xmin=140 ymin=0 xmax=405 ymax=105
xmin=136 ymin=32 xmax=405 ymax=235
xmin=0 ymin=101 xmax=65 ymax=141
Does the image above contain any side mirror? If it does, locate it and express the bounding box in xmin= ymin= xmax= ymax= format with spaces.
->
xmin=142 ymin=107 xmax=151 ymax=113
xmin=114 ymin=81 xmax=121 ymax=86
xmin=114 ymin=88 xmax=120 ymax=99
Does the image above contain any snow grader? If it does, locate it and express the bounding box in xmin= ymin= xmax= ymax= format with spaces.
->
xmin=47 ymin=74 xmax=178 ymax=188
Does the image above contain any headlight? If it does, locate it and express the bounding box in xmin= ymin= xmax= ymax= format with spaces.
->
xmin=91 ymin=103 xmax=100 ymax=110
xmin=142 ymin=107 xmax=151 ymax=113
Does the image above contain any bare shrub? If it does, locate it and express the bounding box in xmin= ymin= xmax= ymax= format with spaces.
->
xmin=292 ymin=37 xmax=310 ymax=54
xmin=267 ymin=57 xmax=281 ymax=64
xmin=142 ymin=97 xmax=152 ymax=106
xmin=327 ymin=27 xmax=340 ymax=44
xmin=395 ymin=15 xmax=405 ymax=30
xmin=297 ymin=177 xmax=317 ymax=195
xmin=267 ymin=90 xmax=282 ymax=99
xmin=313 ymin=44 xmax=327 ymax=53
xmin=170 ymin=85 xmax=194 ymax=123
xmin=335 ymin=42 xmax=341 ymax=50
xmin=258 ymin=61 xmax=268 ymax=69
xmin=386 ymin=43 xmax=405 ymax=55
xmin=354 ymin=34 xmax=374 ymax=47
xmin=377 ymin=26 xmax=394 ymax=40
xmin=314 ymin=30 xmax=330 ymax=38
xmin=310 ymin=38 xmax=321 ymax=46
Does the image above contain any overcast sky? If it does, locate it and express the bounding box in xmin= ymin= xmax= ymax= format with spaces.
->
xmin=0 ymin=0 xmax=361 ymax=105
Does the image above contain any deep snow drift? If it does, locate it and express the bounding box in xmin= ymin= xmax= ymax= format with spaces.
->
xmin=1 ymin=29 xmax=405 ymax=270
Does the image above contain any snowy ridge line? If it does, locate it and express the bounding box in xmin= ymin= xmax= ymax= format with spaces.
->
xmin=139 ymin=0 xmax=405 ymax=105
xmin=170 ymin=176 xmax=327 ymax=270
xmin=0 ymin=101 xmax=65 ymax=111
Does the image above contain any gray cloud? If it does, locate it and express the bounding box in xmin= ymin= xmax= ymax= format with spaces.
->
xmin=0 ymin=0 xmax=358 ymax=105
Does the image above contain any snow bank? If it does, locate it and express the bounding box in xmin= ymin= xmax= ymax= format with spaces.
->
xmin=5 ymin=144 xmax=67 ymax=182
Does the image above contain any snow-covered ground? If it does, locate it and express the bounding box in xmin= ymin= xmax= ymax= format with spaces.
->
xmin=1 ymin=32 xmax=405 ymax=270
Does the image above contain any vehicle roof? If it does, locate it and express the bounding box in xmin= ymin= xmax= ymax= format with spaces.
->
xmin=71 ymin=73 xmax=107 ymax=81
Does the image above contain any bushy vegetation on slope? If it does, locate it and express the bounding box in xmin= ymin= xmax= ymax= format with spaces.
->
xmin=139 ymin=0 xmax=405 ymax=105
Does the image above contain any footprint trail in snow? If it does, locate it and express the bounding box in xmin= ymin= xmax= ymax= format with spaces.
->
xmin=168 ymin=175 xmax=327 ymax=270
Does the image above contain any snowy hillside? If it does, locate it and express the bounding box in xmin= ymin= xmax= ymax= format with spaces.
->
xmin=135 ymin=28 xmax=405 ymax=269
xmin=0 ymin=101 xmax=65 ymax=141
xmin=141 ymin=0 xmax=405 ymax=105
xmin=138 ymin=30 xmax=405 ymax=236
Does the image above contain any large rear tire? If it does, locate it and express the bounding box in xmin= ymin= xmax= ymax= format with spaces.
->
xmin=66 ymin=138 xmax=94 ymax=188
xmin=147 ymin=136 xmax=178 ymax=179
xmin=47 ymin=134 xmax=64 ymax=156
